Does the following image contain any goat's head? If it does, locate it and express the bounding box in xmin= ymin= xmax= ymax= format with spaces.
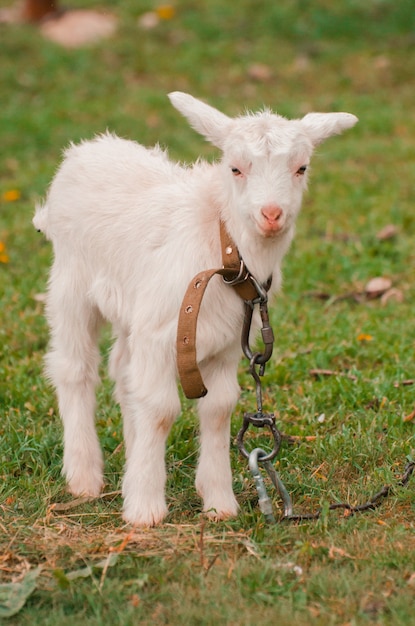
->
xmin=169 ymin=92 xmax=358 ymax=239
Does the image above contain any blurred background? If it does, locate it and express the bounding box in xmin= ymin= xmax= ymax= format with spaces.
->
xmin=1 ymin=0 xmax=414 ymax=174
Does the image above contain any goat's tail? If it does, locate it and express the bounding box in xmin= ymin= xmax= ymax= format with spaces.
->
xmin=33 ymin=202 xmax=50 ymax=238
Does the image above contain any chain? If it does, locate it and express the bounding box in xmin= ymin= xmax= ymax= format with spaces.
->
xmin=236 ymin=284 xmax=415 ymax=524
xmin=282 ymin=460 xmax=415 ymax=522
xmin=237 ymin=288 xmax=282 ymax=463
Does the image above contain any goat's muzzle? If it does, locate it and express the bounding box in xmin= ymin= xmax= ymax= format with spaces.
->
xmin=260 ymin=204 xmax=284 ymax=236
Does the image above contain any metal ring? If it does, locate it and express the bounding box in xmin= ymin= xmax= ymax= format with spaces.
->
xmin=222 ymin=259 xmax=248 ymax=286
xmin=236 ymin=417 xmax=282 ymax=462
xmin=256 ymin=424 xmax=282 ymax=462
xmin=236 ymin=419 xmax=250 ymax=460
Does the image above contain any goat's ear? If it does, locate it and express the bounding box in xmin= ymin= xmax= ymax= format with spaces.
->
xmin=301 ymin=112 xmax=358 ymax=146
xmin=168 ymin=92 xmax=232 ymax=149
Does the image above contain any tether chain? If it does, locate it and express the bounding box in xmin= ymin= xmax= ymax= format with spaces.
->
xmin=237 ymin=291 xmax=415 ymax=523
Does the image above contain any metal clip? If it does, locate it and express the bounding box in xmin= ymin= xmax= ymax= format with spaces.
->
xmin=248 ymin=448 xmax=294 ymax=523
xmin=242 ymin=307 xmax=274 ymax=367
xmin=246 ymin=273 xmax=269 ymax=305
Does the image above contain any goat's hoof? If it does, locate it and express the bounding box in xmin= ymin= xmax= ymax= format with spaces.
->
xmin=122 ymin=501 xmax=168 ymax=527
xmin=67 ymin=481 xmax=104 ymax=498
xmin=203 ymin=499 xmax=239 ymax=521
xmin=65 ymin=471 xmax=104 ymax=498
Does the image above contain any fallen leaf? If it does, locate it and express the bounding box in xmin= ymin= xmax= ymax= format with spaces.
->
xmin=403 ymin=408 xmax=415 ymax=423
xmin=328 ymin=545 xmax=354 ymax=559
xmin=374 ymin=55 xmax=391 ymax=70
xmin=65 ymin=554 xmax=118 ymax=581
xmin=308 ymin=604 xmax=321 ymax=618
xmin=247 ymin=63 xmax=272 ymax=82
xmin=0 ymin=567 xmax=42 ymax=618
xmin=282 ymin=434 xmax=317 ymax=443
xmin=138 ymin=11 xmax=159 ymax=29
xmin=129 ymin=594 xmax=140 ymax=607
xmin=394 ymin=380 xmax=414 ymax=387
xmin=365 ymin=276 xmax=392 ymax=298
xmin=0 ymin=4 xmax=20 ymax=23
xmin=292 ymin=54 xmax=311 ymax=72
xmin=376 ymin=224 xmax=398 ymax=240
xmin=66 ymin=566 xmax=94 ymax=581
xmin=40 ymin=10 xmax=117 ymax=48
xmin=380 ymin=288 xmax=404 ymax=305
xmin=50 ymin=490 xmax=121 ymax=512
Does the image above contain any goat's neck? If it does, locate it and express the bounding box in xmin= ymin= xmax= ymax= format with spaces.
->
xmin=223 ymin=211 xmax=294 ymax=287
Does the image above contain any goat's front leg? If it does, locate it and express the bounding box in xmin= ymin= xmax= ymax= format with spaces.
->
xmin=121 ymin=355 xmax=181 ymax=527
xmin=196 ymin=355 xmax=241 ymax=520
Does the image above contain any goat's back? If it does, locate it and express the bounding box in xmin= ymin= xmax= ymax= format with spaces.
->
xmin=37 ymin=133 xmax=241 ymax=346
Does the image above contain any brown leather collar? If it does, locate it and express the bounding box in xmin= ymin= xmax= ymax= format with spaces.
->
xmin=176 ymin=221 xmax=270 ymax=399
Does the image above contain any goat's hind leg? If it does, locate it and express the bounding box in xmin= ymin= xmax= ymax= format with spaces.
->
xmin=46 ymin=268 xmax=104 ymax=497
xmin=109 ymin=330 xmax=135 ymax=460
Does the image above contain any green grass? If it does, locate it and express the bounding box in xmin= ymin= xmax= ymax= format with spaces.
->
xmin=1 ymin=0 xmax=414 ymax=623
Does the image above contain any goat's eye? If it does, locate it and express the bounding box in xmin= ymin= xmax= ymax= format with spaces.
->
xmin=296 ymin=165 xmax=307 ymax=176
xmin=231 ymin=167 xmax=242 ymax=176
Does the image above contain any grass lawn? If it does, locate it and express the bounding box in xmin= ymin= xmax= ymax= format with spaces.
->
xmin=1 ymin=0 xmax=414 ymax=624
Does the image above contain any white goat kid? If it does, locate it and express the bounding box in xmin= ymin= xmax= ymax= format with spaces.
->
xmin=34 ymin=92 xmax=357 ymax=526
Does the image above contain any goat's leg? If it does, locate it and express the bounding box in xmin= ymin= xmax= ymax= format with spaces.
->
xmin=196 ymin=353 xmax=240 ymax=519
xmin=108 ymin=331 xmax=136 ymax=460
xmin=46 ymin=272 xmax=104 ymax=497
xmin=121 ymin=350 xmax=181 ymax=526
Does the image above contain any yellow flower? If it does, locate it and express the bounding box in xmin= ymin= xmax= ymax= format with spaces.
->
xmin=357 ymin=333 xmax=373 ymax=342
xmin=2 ymin=189 xmax=21 ymax=202
xmin=0 ymin=241 xmax=9 ymax=263
xmin=156 ymin=4 xmax=175 ymax=20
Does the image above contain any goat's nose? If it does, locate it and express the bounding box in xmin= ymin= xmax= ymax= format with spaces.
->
xmin=261 ymin=205 xmax=283 ymax=224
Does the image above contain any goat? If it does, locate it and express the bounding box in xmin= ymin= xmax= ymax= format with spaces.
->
xmin=34 ymin=92 xmax=357 ymax=526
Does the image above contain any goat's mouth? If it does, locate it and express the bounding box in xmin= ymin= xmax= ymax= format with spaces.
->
xmin=255 ymin=217 xmax=285 ymax=238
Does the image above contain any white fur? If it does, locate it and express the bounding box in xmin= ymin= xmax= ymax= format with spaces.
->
xmin=34 ymin=92 xmax=357 ymax=526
